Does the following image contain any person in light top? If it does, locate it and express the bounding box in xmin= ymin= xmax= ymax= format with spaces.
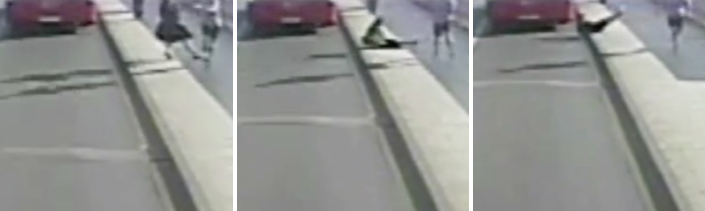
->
xmin=430 ymin=0 xmax=455 ymax=58
xmin=200 ymin=7 xmax=223 ymax=53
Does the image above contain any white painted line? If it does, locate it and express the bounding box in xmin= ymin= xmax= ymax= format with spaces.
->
xmin=238 ymin=116 xmax=375 ymax=126
xmin=474 ymin=80 xmax=601 ymax=88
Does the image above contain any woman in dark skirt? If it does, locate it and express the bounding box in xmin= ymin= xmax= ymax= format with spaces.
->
xmin=155 ymin=0 xmax=203 ymax=59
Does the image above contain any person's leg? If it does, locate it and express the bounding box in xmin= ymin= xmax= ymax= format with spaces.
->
xmin=433 ymin=23 xmax=441 ymax=57
xmin=673 ymin=23 xmax=684 ymax=49
xmin=202 ymin=34 xmax=213 ymax=52
xmin=165 ymin=42 xmax=174 ymax=59
xmin=443 ymin=23 xmax=453 ymax=57
xmin=182 ymin=39 xmax=204 ymax=59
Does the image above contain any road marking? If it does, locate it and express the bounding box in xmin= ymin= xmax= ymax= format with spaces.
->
xmin=0 ymin=147 xmax=149 ymax=162
xmin=474 ymin=80 xmax=601 ymax=88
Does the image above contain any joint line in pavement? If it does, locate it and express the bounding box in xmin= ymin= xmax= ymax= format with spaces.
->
xmin=238 ymin=116 xmax=376 ymax=127
xmin=474 ymin=80 xmax=601 ymax=88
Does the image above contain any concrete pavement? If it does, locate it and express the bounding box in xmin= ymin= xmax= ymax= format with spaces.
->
xmin=0 ymin=12 xmax=169 ymax=211
xmin=473 ymin=12 xmax=649 ymax=211
xmin=378 ymin=0 xmax=469 ymax=111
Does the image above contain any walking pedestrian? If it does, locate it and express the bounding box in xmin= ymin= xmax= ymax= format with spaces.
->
xmin=201 ymin=8 xmax=222 ymax=53
xmin=431 ymin=0 xmax=454 ymax=58
xmin=133 ymin=0 xmax=144 ymax=19
xmin=155 ymin=0 xmax=205 ymax=60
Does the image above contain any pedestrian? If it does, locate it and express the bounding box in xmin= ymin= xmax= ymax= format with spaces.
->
xmin=577 ymin=8 xmax=623 ymax=34
xmin=362 ymin=18 xmax=418 ymax=49
xmin=367 ymin=0 xmax=379 ymax=15
xmin=201 ymin=8 xmax=222 ymax=53
xmin=431 ymin=0 xmax=454 ymax=58
xmin=133 ymin=0 xmax=144 ymax=19
xmin=155 ymin=0 xmax=205 ymax=60
xmin=663 ymin=1 xmax=689 ymax=50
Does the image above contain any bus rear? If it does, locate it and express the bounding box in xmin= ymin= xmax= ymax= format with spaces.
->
xmin=487 ymin=0 xmax=577 ymax=29
xmin=5 ymin=0 xmax=99 ymax=34
xmin=247 ymin=0 xmax=338 ymax=30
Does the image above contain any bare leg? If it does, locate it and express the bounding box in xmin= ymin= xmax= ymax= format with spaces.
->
xmin=181 ymin=40 xmax=204 ymax=60
xmin=165 ymin=43 xmax=173 ymax=59
xmin=444 ymin=30 xmax=454 ymax=57
xmin=202 ymin=35 xmax=213 ymax=52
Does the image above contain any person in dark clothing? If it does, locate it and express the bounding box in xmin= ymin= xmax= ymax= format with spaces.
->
xmin=160 ymin=0 xmax=180 ymax=21
xmin=362 ymin=18 xmax=418 ymax=49
xmin=577 ymin=9 xmax=623 ymax=34
xmin=155 ymin=0 xmax=204 ymax=60
xmin=133 ymin=0 xmax=144 ymax=19
xmin=201 ymin=9 xmax=222 ymax=53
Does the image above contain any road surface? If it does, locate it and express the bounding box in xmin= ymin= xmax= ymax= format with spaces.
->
xmin=0 ymin=15 xmax=169 ymax=211
xmin=379 ymin=0 xmax=469 ymax=111
xmin=473 ymin=15 xmax=650 ymax=211
xmin=236 ymin=6 xmax=414 ymax=211
xmin=612 ymin=0 xmax=705 ymax=80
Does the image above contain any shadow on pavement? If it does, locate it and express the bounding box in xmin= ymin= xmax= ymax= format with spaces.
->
xmin=535 ymin=35 xmax=582 ymax=42
xmin=255 ymin=73 xmax=354 ymax=88
xmin=1 ymin=69 xmax=111 ymax=84
xmin=0 ymin=81 xmax=117 ymax=100
xmin=498 ymin=60 xmax=588 ymax=73
xmin=307 ymin=52 xmax=349 ymax=60
xmin=0 ymin=65 xmax=185 ymax=101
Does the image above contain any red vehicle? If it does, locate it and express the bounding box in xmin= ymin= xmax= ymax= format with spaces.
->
xmin=246 ymin=0 xmax=339 ymax=32
xmin=486 ymin=0 xmax=579 ymax=31
xmin=4 ymin=0 xmax=99 ymax=35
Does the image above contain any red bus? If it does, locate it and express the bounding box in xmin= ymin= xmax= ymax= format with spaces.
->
xmin=486 ymin=0 xmax=579 ymax=31
xmin=4 ymin=0 xmax=99 ymax=35
xmin=246 ymin=0 xmax=339 ymax=32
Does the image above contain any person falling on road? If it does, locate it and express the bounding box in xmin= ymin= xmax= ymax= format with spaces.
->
xmin=577 ymin=7 xmax=623 ymax=34
xmin=362 ymin=18 xmax=418 ymax=49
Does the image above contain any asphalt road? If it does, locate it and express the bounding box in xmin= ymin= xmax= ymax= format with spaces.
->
xmin=612 ymin=0 xmax=705 ymax=80
xmin=474 ymin=28 xmax=649 ymax=210
xmin=236 ymin=10 xmax=414 ymax=211
xmin=379 ymin=0 xmax=469 ymax=111
xmin=0 ymin=19 xmax=168 ymax=211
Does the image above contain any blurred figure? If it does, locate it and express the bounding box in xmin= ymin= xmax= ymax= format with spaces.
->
xmin=577 ymin=8 xmax=623 ymax=34
xmin=155 ymin=0 xmax=204 ymax=60
xmin=367 ymin=0 xmax=379 ymax=15
xmin=201 ymin=7 xmax=222 ymax=53
xmin=362 ymin=18 xmax=418 ymax=49
xmin=663 ymin=0 xmax=689 ymax=50
xmin=133 ymin=0 xmax=145 ymax=19
xmin=431 ymin=0 xmax=454 ymax=58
